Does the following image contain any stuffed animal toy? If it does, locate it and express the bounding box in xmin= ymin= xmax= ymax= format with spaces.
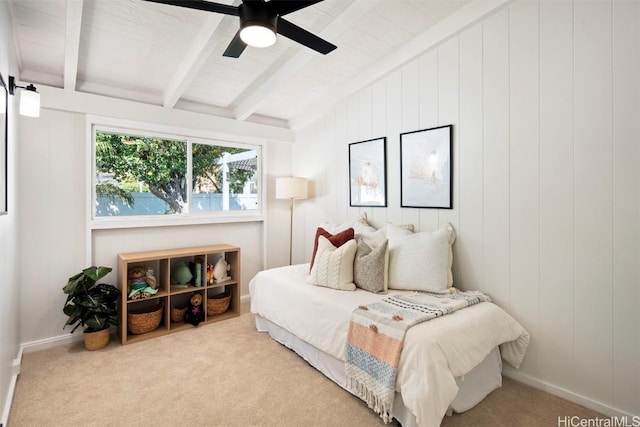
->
xmin=145 ymin=268 xmax=157 ymax=289
xmin=207 ymin=263 xmax=215 ymax=285
xmin=185 ymin=293 xmax=205 ymax=326
xmin=213 ymin=258 xmax=231 ymax=283
xmin=128 ymin=265 xmax=158 ymax=300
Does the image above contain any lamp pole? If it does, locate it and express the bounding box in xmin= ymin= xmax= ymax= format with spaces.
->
xmin=288 ymin=198 xmax=294 ymax=265
xmin=275 ymin=176 xmax=308 ymax=266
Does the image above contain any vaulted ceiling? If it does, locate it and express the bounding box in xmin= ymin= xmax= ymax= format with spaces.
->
xmin=8 ymin=0 xmax=473 ymax=129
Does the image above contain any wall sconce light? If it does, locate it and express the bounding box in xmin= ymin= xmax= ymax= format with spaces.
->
xmin=8 ymin=76 xmax=40 ymax=118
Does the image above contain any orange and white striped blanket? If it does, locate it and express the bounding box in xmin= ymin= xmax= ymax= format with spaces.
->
xmin=345 ymin=291 xmax=491 ymax=423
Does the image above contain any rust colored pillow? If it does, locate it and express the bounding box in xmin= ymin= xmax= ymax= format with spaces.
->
xmin=309 ymin=227 xmax=355 ymax=272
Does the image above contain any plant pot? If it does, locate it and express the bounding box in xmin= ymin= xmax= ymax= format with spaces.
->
xmin=84 ymin=328 xmax=111 ymax=351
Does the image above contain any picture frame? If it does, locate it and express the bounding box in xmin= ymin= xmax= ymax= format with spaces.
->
xmin=0 ymin=73 xmax=7 ymax=215
xmin=348 ymin=137 xmax=387 ymax=207
xmin=400 ymin=125 xmax=452 ymax=209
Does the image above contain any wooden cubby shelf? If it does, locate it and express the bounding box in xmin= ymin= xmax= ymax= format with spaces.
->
xmin=117 ymin=244 xmax=241 ymax=345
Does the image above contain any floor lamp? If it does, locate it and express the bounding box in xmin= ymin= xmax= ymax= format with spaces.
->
xmin=276 ymin=177 xmax=308 ymax=265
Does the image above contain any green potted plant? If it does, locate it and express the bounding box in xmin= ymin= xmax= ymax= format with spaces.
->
xmin=62 ymin=266 xmax=120 ymax=350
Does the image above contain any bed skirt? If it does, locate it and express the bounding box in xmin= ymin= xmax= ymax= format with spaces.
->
xmin=255 ymin=315 xmax=503 ymax=426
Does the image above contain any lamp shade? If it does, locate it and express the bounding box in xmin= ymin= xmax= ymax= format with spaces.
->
xmin=276 ymin=177 xmax=308 ymax=200
xmin=19 ymin=88 xmax=40 ymax=117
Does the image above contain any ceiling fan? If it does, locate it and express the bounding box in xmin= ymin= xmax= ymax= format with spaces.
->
xmin=143 ymin=0 xmax=337 ymax=58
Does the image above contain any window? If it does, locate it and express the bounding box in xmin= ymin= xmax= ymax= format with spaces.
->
xmin=93 ymin=127 xmax=261 ymax=221
xmin=191 ymin=142 xmax=258 ymax=213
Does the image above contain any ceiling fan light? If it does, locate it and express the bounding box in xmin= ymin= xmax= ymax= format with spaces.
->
xmin=240 ymin=24 xmax=276 ymax=48
xmin=238 ymin=3 xmax=277 ymax=49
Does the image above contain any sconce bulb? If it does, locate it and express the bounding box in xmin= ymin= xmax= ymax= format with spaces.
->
xmin=20 ymin=89 xmax=40 ymax=118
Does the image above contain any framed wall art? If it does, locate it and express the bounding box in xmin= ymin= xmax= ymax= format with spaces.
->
xmin=400 ymin=125 xmax=452 ymax=209
xmin=0 ymin=73 xmax=7 ymax=215
xmin=348 ymin=137 xmax=387 ymax=207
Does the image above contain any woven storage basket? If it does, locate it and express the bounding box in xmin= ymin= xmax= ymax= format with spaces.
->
xmin=207 ymin=292 xmax=231 ymax=316
xmin=128 ymin=303 xmax=163 ymax=334
xmin=171 ymin=304 xmax=187 ymax=322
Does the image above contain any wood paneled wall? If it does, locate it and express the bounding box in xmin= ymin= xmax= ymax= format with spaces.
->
xmin=17 ymin=113 xmax=292 ymax=347
xmin=294 ymin=0 xmax=639 ymax=417
xmin=0 ymin=2 xmax=21 ymax=423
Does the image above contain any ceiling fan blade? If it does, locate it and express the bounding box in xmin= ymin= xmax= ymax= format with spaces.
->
xmin=268 ymin=0 xmax=324 ymax=16
xmin=223 ymin=30 xmax=248 ymax=58
xmin=277 ymin=17 xmax=336 ymax=55
xmin=143 ymin=0 xmax=239 ymax=16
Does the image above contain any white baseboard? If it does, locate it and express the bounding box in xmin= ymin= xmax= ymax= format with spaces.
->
xmin=502 ymin=366 xmax=638 ymax=419
xmin=20 ymin=332 xmax=84 ymax=355
xmin=20 ymin=298 xmax=252 ymax=356
xmin=19 ymin=297 xmax=252 ymax=356
xmin=1 ymin=347 xmax=23 ymax=427
xmin=3 ymin=331 xmax=83 ymax=425
xmin=11 ymin=347 xmax=22 ymax=377
xmin=1 ymin=372 xmax=17 ymax=427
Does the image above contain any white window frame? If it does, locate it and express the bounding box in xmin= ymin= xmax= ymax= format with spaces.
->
xmin=87 ymin=115 xmax=265 ymax=230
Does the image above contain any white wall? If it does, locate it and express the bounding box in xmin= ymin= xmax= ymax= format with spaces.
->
xmin=294 ymin=0 xmax=639 ymax=418
xmin=17 ymin=98 xmax=293 ymax=346
xmin=0 ymin=1 xmax=21 ymax=423
xmin=265 ymin=139 xmax=296 ymax=268
xmin=91 ymin=222 xmax=264 ymax=289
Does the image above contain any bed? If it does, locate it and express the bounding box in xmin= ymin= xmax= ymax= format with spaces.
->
xmin=249 ymin=263 xmax=530 ymax=427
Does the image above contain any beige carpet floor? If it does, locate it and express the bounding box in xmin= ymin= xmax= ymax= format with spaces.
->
xmin=9 ymin=304 xmax=603 ymax=427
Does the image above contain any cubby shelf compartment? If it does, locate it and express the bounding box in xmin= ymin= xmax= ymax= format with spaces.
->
xmin=117 ymin=244 xmax=241 ymax=345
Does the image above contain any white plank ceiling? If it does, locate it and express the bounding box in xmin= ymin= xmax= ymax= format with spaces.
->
xmin=8 ymin=0 xmax=471 ymax=128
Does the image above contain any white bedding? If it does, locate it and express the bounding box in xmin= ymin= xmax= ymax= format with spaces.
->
xmin=250 ymin=264 xmax=530 ymax=427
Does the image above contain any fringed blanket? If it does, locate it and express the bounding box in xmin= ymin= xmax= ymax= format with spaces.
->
xmin=345 ymin=291 xmax=491 ymax=423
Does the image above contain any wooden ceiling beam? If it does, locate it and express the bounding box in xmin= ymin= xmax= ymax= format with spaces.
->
xmin=162 ymin=14 xmax=227 ymax=108
xmin=64 ymin=0 xmax=84 ymax=91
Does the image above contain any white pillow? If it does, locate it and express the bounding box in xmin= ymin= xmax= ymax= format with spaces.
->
xmin=386 ymin=223 xmax=456 ymax=292
xmin=319 ymin=213 xmax=376 ymax=236
xmin=357 ymin=227 xmax=386 ymax=246
xmin=306 ymin=236 xmax=357 ymax=291
xmin=383 ymin=222 xmax=415 ymax=233
xmin=320 ymin=213 xmax=414 ymax=238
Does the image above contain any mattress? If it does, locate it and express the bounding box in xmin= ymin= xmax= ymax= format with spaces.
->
xmin=250 ymin=264 xmax=529 ymax=427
